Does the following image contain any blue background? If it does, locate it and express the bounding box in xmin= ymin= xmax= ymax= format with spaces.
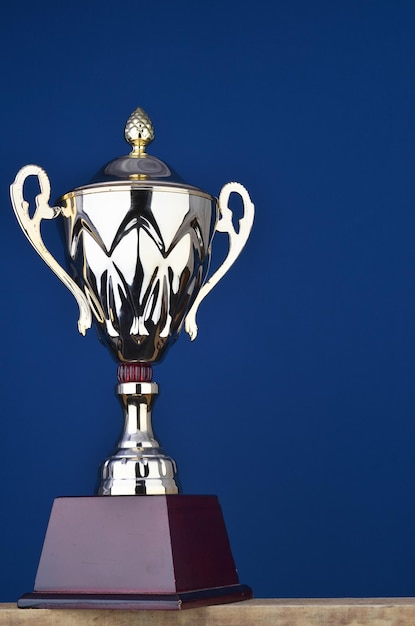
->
xmin=1 ymin=0 xmax=415 ymax=602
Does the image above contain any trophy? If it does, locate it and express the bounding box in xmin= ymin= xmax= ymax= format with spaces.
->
xmin=10 ymin=107 xmax=255 ymax=610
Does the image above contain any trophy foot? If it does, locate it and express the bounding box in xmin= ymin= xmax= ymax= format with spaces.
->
xmin=99 ymin=449 xmax=179 ymax=495
xmin=98 ymin=371 xmax=180 ymax=495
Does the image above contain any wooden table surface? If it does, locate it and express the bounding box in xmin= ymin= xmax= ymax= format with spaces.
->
xmin=2 ymin=598 xmax=415 ymax=625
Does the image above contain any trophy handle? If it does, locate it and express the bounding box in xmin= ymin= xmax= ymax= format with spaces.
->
xmin=184 ymin=182 xmax=254 ymax=340
xmin=10 ymin=164 xmax=92 ymax=336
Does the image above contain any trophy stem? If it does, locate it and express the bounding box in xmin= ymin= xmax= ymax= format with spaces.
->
xmin=98 ymin=368 xmax=179 ymax=496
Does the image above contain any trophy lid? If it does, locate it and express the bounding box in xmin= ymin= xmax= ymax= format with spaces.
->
xmin=82 ymin=107 xmax=200 ymax=190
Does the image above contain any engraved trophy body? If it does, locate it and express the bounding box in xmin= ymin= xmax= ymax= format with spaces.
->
xmin=10 ymin=108 xmax=255 ymax=609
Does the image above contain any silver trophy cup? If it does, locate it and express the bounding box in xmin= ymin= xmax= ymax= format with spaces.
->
xmin=11 ymin=107 xmax=255 ymax=498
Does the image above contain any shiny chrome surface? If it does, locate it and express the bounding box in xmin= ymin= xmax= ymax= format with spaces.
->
xmin=60 ymin=185 xmax=217 ymax=362
xmin=99 ymin=382 xmax=179 ymax=495
xmin=91 ymin=154 xmax=177 ymax=183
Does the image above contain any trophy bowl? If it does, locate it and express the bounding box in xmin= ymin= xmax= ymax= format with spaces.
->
xmin=10 ymin=107 xmax=255 ymax=609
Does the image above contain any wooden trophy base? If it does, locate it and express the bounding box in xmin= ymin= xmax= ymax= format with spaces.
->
xmin=18 ymin=495 xmax=252 ymax=610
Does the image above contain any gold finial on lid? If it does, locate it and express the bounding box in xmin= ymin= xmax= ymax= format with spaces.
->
xmin=124 ymin=107 xmax=155 ymax=157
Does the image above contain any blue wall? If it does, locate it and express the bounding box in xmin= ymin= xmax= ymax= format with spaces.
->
xmin=1 ymin=0 xmax=415 ymax=602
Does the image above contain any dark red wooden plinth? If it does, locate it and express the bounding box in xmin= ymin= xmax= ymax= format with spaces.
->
xmin=18 ymin=495 xmax=252 ymax=610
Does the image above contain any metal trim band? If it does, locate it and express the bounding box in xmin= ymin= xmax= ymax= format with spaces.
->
xmin=59 ymin=182 xmax=215 ymax=202
xmin=116 ymin=382 xmax=159 ymax=395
